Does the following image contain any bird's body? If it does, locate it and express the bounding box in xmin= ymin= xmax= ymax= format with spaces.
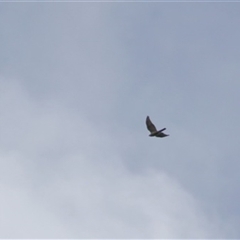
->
xmin=146 ymin=116 xmax=169 ymax=138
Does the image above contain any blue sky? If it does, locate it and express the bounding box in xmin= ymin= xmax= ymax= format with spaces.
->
xmin=0 ymin=2 xmax=240 ymax=238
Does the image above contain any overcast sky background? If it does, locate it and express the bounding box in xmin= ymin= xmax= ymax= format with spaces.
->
xmin=1 ymin=2 xmax=240 ymax=238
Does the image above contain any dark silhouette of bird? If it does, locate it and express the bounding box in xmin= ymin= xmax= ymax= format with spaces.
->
xmin=146 ymin=116 xmax=169 ymax=138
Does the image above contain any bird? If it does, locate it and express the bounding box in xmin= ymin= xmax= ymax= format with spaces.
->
xmin=146 ymin=116 xmax=169 ymax=138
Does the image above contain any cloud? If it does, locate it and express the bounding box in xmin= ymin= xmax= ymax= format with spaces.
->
xmin=0 ymin=78 xmax=232 ymax=238
xmin=0 ymin=3 xmax=240 ymax=238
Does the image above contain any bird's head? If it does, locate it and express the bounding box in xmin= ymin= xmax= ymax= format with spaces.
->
xmin=149 ymin=132 xmax=156 ymax=137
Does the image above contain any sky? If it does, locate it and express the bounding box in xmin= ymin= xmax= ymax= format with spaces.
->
xmin=0 ymin=2 xmax=240 ymax=239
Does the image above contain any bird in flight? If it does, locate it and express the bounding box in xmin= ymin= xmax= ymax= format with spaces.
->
xmin=146 ymin=116 xmax=169 ymax=138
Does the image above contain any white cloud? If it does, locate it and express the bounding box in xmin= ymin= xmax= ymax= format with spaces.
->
xmin=0 ymin=78 xmax=231 ymax=238
xmin=1 ymin=4 xmax=240 ymax=238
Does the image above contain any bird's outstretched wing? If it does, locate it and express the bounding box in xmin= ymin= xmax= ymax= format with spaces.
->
xmin=158 ymin=128 xmax=166 ymax=132
xmin=146 ymin=116 xmax=157 ymax=133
